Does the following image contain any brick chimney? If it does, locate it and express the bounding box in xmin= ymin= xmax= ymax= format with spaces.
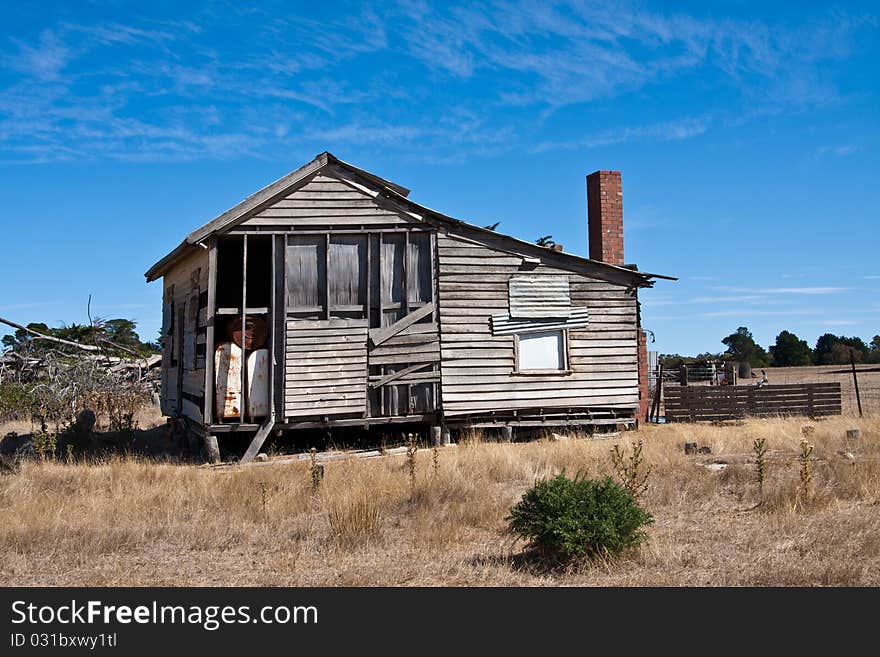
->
xmin=586 ymin=170 xmax=623 ymax=266
xmin=587 ymin=170 xmax=649 ymax=422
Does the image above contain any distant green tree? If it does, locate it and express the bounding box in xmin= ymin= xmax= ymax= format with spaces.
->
xmin=815 ymin=333 xmax=869 ymax=364
xmin=2 ymin=322 xmax=52 ymax=350
xmin=721 ymin=327 xmax=769 ymax=367
xmin=103 ymin=319 xmax=142 ymax=350
xmin=769 ymin=330 xmax=813 ymax=366
xmin=870 ymin=335 xmax=880 ymax=364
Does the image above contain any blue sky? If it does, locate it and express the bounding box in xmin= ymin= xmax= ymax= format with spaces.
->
xmin=1 ymin=0 xmax=878 ymax=355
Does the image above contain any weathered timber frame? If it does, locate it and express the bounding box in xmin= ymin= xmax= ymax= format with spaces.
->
xmin=146 ymin=151 xmax=675 ymax=458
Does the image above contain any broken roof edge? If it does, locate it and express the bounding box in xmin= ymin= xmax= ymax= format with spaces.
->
xmin=144 ymin=152 xmax=675 ymax=285
xmin=366 ymin=178 xmax=676 ymax=286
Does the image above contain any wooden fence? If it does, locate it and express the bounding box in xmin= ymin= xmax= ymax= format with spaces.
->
xmin=664 ymin=383 xmax=842 ymax=422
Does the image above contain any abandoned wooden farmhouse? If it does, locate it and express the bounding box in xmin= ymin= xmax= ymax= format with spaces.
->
xmin=145 ymin=152 xmax=674 ymax=461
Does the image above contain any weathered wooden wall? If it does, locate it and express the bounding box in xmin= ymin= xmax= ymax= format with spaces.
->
xmin=285 ymin=318 xmax=368 ymax=417
xmin=257 ymin=170 xmax=440 ymax=422
xmin=239 ymin=174 xmax=411 ymax=229
xmin=436 ymin=231 xmax=640 ymax=418
xmin=161 ymin=248 xmax=209 ymax=422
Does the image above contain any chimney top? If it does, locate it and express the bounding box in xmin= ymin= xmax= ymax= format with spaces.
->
xmin=586 ymin=170 xmax=623 ymax=266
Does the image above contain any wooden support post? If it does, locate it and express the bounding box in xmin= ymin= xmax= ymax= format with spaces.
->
xmin=441 ymin=425 xmax=451 ymax=446
xmin=204 ymin=434 xmax=221 ymax=464
xmin=240 ymin=234 xmax=247 ymax=424
xmin=273 ymin=235 xmax=285 ymax=420
xmin=648 ymin=363 xmax=662 ymax=423
xmin=268 ymin=236 xmax=276 ymax=422
xmin=502 ymin=425 xmax=513 ymax=443
xmin=324 ymin=232 xmax=331 ymax=321
xmin=203 ymin=242 xmax=217 ymax=426
xmin=431 ymin=425 xmax=442 ymax=447
xmin=679 ymin=364 xmax=689 ymax=386
xmin=240 ymin=417 xmax=276 ymax=464
xmin=850 ymin=349 xmax=863 ymax=417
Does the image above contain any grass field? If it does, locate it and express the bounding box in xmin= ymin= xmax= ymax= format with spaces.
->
xmin=2 ymin=413 xmax=878 ymax=586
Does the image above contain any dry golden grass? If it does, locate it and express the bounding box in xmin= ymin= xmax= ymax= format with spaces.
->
xmin=1 ymin=414 xmax=878 ymax=586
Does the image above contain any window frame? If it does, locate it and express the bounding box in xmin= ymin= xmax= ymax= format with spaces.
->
xmin=513 ymin=328 xmax=571 ymax=376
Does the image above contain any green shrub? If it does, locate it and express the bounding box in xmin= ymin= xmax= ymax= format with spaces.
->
xmin=507 ymin=472 xmax=653 ymax=563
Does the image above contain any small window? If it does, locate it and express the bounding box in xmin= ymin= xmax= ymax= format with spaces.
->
xmin=516 ymin=330 xmax=567 ymax=373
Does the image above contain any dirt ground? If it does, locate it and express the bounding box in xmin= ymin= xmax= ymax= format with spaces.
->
xmin=1 ymin=413 xmax=877 ymax=587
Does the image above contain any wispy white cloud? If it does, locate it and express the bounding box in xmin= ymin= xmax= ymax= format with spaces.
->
xmin=690 ymin=295 xmax=769 ymax=303
xmin=818 ymin=145 xmax=858 ymax=156
xmin=0 ymin=2 xmax=873 ymax=163
xmin=715 ymin=286 xmax=849 ymax=295
xmin=530 ymin=116 xmax=710 ymax=153
xmin=810 ymin=319 xmax=861 ymax=326
xmin=702 ymin=309 xmax=817 ymax=318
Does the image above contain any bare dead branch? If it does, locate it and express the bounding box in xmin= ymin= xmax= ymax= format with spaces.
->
xmin=0 ymin=316 xmax=101 ymax=352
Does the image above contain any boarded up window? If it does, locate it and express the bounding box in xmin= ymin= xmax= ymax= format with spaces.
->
xmin=329 ymin=235 xmax=367 ymax=316
xmin=287 ymin=236 xmax=326 ymax=313
xmin=508 ymin=276 xmax=571 ymax=318
xmin=381 ymin=235 xmax=405 ymax=305
xmin=380 ymin=234 xmax=405 ymax=326
xmin=161 ymin=300 xmax=172 ymax=369
xmin=407 ymin=232 xmax=432 ymax=305
xmin=182 ymin=283 xmax=201 ymax=370
xmin=517 ymin=330 xmax=566 ymax=371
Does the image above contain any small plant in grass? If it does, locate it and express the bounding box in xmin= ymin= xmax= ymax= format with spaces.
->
xmin=33 ymin=428 xmax=57 ymax=461
xmin=753 ymin=438 xmax=768 ymax=501
xmin=610 ymin=441 xmax=651 ymax=500
xmin=406 ymin=433 xmax=417 ymax=489
xmin=309 ymin=447 xmax=322 ymax=493
xmin=799 ymin=440 xmax=814 ymax=503
xmin=507 ymin=472 xmax=653 ymax=564
xmin=259 ymin=481 xmax=270 ymax=522
xmin=327 ymin=492 xmax=382 ymax=546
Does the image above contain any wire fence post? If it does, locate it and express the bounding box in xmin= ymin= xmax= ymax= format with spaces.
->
xmin=850 ymin=349 xmax=863 ymax=417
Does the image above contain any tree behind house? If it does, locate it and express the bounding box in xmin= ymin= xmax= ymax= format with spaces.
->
xmin=722 ymin=326 xmax=769 ymax=367
xmin=769 ymin=330 xmax=813 ymax=366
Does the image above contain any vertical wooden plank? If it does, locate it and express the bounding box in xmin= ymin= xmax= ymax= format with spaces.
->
xmin=325 ymin=232 xmax=331 ymax=321
xmin=365 ymin=234 xmax=372 ymax=324
xmin=269 ymin=235 xmax=275 ymax=421
xmin=403 ymin=229 xmax=410 ymax=315
xmin=403 ymin=230 xmax=410 ymax=411
xmin=365 ymin=235 xmax=372 ymax=418
xmin=240 ymin=234 xmax=247 ymax=424
xmin=203 ymin=242 xmax=217 ymax=426
xmin=430 ymin=230 xmax=439 ymax=413
xmin=283 ymin=233 xmax=288 ymax=421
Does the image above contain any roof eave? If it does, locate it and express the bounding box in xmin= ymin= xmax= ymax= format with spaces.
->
xmin=144 ymin=241 xmax=195 ymax=282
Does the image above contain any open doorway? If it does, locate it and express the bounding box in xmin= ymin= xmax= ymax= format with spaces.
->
xmin=213 ymin=235 xmax=273 ymax=423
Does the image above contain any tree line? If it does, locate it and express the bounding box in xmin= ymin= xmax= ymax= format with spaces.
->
xmin=661 ymin=327 xmax=880 ymax=368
